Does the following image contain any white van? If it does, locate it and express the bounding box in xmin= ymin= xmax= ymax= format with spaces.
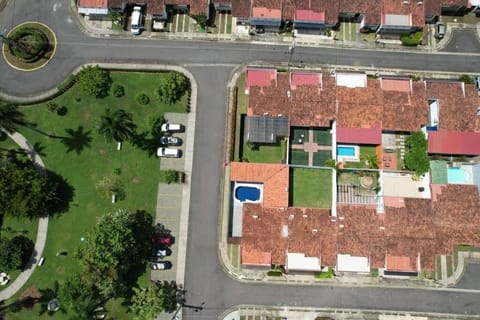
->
xmin=157 ymin=147 xmax=181 ymax=158
xmin=131 ymin=6 xmax=142 ymax=35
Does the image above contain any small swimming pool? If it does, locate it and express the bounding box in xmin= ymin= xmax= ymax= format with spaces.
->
xmin=234 ymin=183 xmax=263 ymax=203
xmin=336 ymin=145 xmax=359 ymax=162
xmin=447 ymin=167 xmax=470 ymax=184
xmin=338 ymin=146 xmax=356 ymax=156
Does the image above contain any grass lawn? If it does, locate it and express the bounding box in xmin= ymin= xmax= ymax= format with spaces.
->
xmin=226 ymin=15 xmax=232 ymax=34
xmin=313 ymin=128 xmax=331 ymax=145
xmin=290 ymin=168 xmax=332 ymax=208
xmin=290 ymin=149 xmax=308 ymax=166
xmin=241 ymin=140 xmax=285 ymax=163
xmin=313 ymin=150 xmax=332 ymax=167
xmin=3 ymin=71 xmax=187 ymax=319
xmin=233 ymin=73 xmax=247 ymax=161
xmin=345 ymin=145 xmax=377 ymax=169
xmin=291 ymin=127 xmax=309 ymax=144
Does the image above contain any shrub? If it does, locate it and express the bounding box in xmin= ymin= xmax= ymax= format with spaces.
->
xmin=458 ymin=74 xmax=473 ymax=84
xmin=137 ymin=93 xmax=150 ymax=105
xmin=246 ymin=140 xmax=259 ymax=151
xmin=161 ymin=170 xmax=179 ymax=184
xmin=400 ymin=31 xmax=423 ymax=47
xmin=56 ymin=106 xmax=68 ymax=116
xmin=266 ymin=270 xmax=283 ymax=277
xmin=112 ymin=83 xmax=125 ymax=97
xmin=76 ymin=65 xmax=112 ymax=98
xmin=46 ymin=102 xmax=58 ymax=113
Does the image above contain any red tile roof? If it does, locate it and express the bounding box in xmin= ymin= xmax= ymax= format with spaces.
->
xmin=230 ymin=162 xmax=289 ymax=207
xmin=381 ymin=78 xmax=411 ymax=92
xmin=336 ymin=122 xmax=382 ymax=145
xmin=252 ymin=6 xmax=282 ymax=18
xmin=241 ymin=205 xmax=336 ymax=266
xmin=295 ymin=9 xmax=325 ymax=21
xmin=290 ymin=71 xmax=322 ymax=88
xmin=386 ymin=255 xmax=417 ymax=272
xmin=428 ymin=130 xmax=480 ymax=155
xmin=78 ymin=0 xmax=107 ymax=8
xmin=246 ymin=68 xmax=277 ymax=90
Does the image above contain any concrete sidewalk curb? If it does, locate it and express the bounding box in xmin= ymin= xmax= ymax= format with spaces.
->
xmin=218 ymin=305 xmax=480 ymax=320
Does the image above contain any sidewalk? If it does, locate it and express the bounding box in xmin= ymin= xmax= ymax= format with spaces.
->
xmin=0 ymin=132 xmax=49 ymax=301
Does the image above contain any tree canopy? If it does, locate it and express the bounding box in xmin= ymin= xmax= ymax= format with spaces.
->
xmin=75 ymin=209 xmax=152 ymax=298
xmin=0 ymin=159 xmax=60 ymax=220
xmin=0 ymin=102 xmax=27 ymax=133
xmin=129 ymin=285 xmax=165 ymax=320
xmin=58 ymin=273 xmax=100 ymax=320
xmin=98 ymin=108 xmax=137 ymax=143
xmin=76 ymin=65 xmax=112 ymax=98
xmin=158 ymin=72 xmax=188 ymax=104
xmin=405 ymin=131 xmax=430 ymax=175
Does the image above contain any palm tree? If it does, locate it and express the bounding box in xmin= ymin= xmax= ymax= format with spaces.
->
xmin=98 ymin=108 xmax=137 ymax=143
xmin=0 ymin=103 xmax=27 ymax=133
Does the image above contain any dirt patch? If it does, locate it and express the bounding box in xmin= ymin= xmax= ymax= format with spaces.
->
xmin=132 ymin=177 xmax=140 ymax=183
xmin=84 ymin=111 xmax=91 ymax=120
xmin=18 ymin=285 xmax=40 ymax=300
xmin=98 ymin=148 xmax=105 ymax=155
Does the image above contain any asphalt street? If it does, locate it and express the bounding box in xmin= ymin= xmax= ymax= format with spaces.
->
xmin=1 ymin=1 xmax=480 ymax=319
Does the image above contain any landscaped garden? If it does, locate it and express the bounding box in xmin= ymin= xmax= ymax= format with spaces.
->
xmin=291 ymin=127 xmax=309 ymax=144
xmin=313 ymin=150 xmax=332 ymax=167
xmin=313 ymin=128 xmax=331 ymax=145
xmin=0 ymin=69 xmax=189 ymax=319
xmin=290 ymin=148 xmax=309 ymax=166
xmin=290 ymin=168 xmax=332 ymax=208
xmin=240 ymin=140 xmax=287 ymax=163
xmin=344 ymin=145 xmax=378 ymax=169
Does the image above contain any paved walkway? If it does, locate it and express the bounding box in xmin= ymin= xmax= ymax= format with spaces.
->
xmin=0 ymin=131 xmax=49 ymax=301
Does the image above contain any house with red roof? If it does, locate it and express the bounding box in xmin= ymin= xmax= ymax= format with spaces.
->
xmin=428 ymin=131 xmax=480 ymax=156
xmin=250 ymin=0 xmax=282 ymax=32
xmin=77 ymin=0 xmax=108 ymax=15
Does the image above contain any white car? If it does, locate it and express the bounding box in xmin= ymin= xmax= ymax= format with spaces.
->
xmin=161 ymin=123 xmax=184 ymax=133
xmin=157 ymin=147 xmax=181 ymax=158
xmin=130 ymin=6 xmax=143 ymax=35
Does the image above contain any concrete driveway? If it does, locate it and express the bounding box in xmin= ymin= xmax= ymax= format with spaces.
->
xmin=441 ymin=29 xmax=480 ymax=53
xmin=455 ymin=261 xmax=480 ymax=290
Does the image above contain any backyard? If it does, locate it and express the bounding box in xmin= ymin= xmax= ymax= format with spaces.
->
xmin=344 ymin=145 xmax=378 ymax=169
xmin=1 ymin=71 xmax=188 ymax=319
xmin=241 ymin=140 xmax=286 ymax=163
xmin=290 ymin=168 xmax=332 ymax=208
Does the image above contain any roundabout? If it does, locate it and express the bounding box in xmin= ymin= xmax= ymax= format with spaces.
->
xmin=1 ymin=21 xmax=56 ymax=71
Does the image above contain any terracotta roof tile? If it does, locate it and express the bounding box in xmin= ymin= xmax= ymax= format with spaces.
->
xmin=340 ymin=0 xmax=382 ymax=25
xmin=386 ymin=255 xmax=416 ymax=272
xmin=230 ymin=162 xmax=289 ymax=207
xmin=241 ymin=205 xmax=336 ymax=266
xmin=232 ymin=0 xmax=252 ymax=18
xmin=78 ymin=0 xmax=107 ymax=8
xmin=381 ymin=0 xmax=425 ymax=27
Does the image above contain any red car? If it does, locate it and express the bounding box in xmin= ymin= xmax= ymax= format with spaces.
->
xmin=151 ymin=235 xmax=173 ymax=245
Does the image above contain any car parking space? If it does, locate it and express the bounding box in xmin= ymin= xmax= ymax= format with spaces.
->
xmin=160 ymin=113 xmax=188 ymax=172
xmin=151 ymin=183 xmax=183 ymax=283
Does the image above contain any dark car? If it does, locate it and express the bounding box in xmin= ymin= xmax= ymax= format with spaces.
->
xmin=152 ymin=246 xmax=172 ymax=258
xmin=160 ymin=135 xmax=182 ymax=146
xmin=150 ymin=261 xmax=172 ymax=270
xmin=151 ymin=234 xmax=173 ymax=245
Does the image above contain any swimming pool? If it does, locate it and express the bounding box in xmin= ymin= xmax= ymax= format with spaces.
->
xmin=447 ymin=167 xmax=470 ymax=184
xmin=234 ymin=183 xmax=263 ymax=203
xmin=338 ymin=146 xmax=356 ymax=156
xmin=336 ymin=145 xmax=360 ymax=162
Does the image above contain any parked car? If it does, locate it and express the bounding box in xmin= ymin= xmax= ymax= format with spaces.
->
xmin=152 ymin=246 xmax=172 ymax=258
xmin=157 ymin=147 xmax=181 ymax=158
xmin=151 ymin=234 xmax=173 ymax=245
xmin=150 ymin=261 xmax=172 ymax=270
xmin=130 ymin=6 xmax=143 ymax=35
xmin=435 ymin=22 xmax=445 ymax=39
xmin=161 ymin=123 xmax=184 ymax=133
xmin=160 ymin=135 xmax=182 ymax=146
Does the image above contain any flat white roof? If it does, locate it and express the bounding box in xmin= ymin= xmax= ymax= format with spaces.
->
xmin=337 ymin=254 xmax=370 ymax=272
xmin=78 ymin=7 xmax=108 ymax=15
xmin=287 ymin=253 xmax=322 ymax=271
xmin=385 ymin=14 xmax=410 ymax=26
xmin=336 ymin=73 xmax=366 ymax=88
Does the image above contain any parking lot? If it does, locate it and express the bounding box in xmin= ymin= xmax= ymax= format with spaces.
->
xmin=151 ymin=112 xmax=189 ymax=284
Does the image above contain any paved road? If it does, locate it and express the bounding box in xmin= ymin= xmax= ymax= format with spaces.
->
xmin=2 ymin=1 xmax=480 ymax=318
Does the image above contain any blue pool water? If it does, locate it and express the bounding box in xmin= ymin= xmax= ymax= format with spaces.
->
xmin=337 ymin=146 xmax=356 ymax=157
xmin=235 ymin=186 xmax=260 ymax=202
xmin=447 ymin=167 xmax=469 ymax=183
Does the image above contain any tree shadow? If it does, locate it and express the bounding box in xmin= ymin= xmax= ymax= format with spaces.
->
xmin=61 ymin=126 xmax=92 ymax=154
xmin=45 ymin=169 xmax=75 ymax=217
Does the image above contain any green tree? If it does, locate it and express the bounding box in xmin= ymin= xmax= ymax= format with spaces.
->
xmin=0 ymin=238 xmax=22 ymax=270
xmin=129 ymin=285 xmax=165 ymax=320
xmin=363 ymin=154 xmax=379 ymax=169
xmin=158 ymin=72 xmax=188 ymax=104
xmin=405 ymin=131 xmax=430 ymax=175
xmin=95 ymin=175 xmax=125 ymax=200
xmin=0 ymin=103 xmax=27 ymax=133
xmin=76 ymin=65 xmax=112 ymax=98
xmin=75 ymin=209 xmax=152 ymax=298
xmin=0 ymin=160 xmax=60 ymax=220
xmin=58 ymin=273 xmax=99 ymax=319
xmin=98 ymin=108 xmax=137 ymax=143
